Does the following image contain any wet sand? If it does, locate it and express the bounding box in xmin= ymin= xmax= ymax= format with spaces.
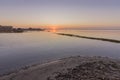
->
xmin=0 ymin=56 xmax=120 ymax=80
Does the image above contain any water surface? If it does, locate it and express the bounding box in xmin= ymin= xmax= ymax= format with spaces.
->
xmin=0 ymin=30 xmax=120 ymax=74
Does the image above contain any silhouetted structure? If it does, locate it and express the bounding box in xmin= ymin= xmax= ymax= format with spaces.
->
xmin=0 ymin=25 xmax=45 ymax=33
xmin=0 ymin=25 xmax=13 ymax=32
xmin=13 ymin=28 xmax=24 ymax=32
xmin=24 ymin=27 xmax=45 ymax=31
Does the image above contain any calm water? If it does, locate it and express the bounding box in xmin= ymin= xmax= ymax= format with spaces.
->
xmin=0 ymin=30 xmax=120 ymax=74
xmin=58 ymin=30 xmax=120 ymax=40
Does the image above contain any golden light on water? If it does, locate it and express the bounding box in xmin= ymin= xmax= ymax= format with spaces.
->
xmin=50 ymin=27 xmax=57 ymax=33
xmin=47 ymin=25 xmax=59 ymax=33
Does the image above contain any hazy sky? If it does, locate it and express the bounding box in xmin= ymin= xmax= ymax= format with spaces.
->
xmin=0 ymin=0 xmax=120 ymax=29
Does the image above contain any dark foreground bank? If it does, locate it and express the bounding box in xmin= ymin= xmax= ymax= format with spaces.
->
xmin=0 ymin=56 xmax=120 ymax=80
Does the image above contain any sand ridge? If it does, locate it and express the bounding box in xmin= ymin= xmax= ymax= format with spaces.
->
xmin=0 ymin=56 xmax=120 ymax=80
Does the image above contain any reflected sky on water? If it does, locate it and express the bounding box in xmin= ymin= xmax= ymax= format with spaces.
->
xmin=0 ymin=30 xmax=120 ymax=74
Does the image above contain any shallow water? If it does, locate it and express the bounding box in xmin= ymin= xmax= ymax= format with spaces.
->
xmin=57 ymin=30 xmax=120 ymax=40
xmin=0 ymin=30 xmax=120 ymax=74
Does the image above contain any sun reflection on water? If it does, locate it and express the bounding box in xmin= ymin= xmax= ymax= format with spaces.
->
xmin=50 ymin=27 xmax=57 ymax=33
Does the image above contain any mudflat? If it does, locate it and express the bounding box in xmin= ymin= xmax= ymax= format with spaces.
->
xmin=1 ymin=56 xmax=120 ymax=80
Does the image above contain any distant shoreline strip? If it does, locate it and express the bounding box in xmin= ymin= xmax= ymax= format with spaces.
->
xmin=57 ymin=33 xmax=120 ymax=43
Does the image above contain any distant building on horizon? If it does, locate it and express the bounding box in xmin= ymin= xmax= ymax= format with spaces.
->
xmin=0 ymin=25 xmax=13 ymax=32
xmin=0 ymin=25 xmax=45 ymax=33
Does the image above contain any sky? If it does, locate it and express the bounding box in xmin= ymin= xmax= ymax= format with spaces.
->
xmin=0 ymin=0 xmax=120 ymax=29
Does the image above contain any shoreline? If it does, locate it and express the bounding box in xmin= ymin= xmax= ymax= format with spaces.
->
xmin=57 ymin=33 xmax=120 ymax=43
xmin=1 ymin=56 xmax=120 ymax=80
xmin=0 ymin=59 xmax=61 ymax=77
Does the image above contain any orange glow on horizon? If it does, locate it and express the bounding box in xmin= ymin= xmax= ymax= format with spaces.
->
xmin=51 ymin=27 xmax=57 ymax=33
xmin=49 ymin=26 xmax=57 ymax=33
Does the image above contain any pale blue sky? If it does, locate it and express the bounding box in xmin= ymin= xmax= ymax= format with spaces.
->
xmin=0 ymin=0 xmax=120 ymax=29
